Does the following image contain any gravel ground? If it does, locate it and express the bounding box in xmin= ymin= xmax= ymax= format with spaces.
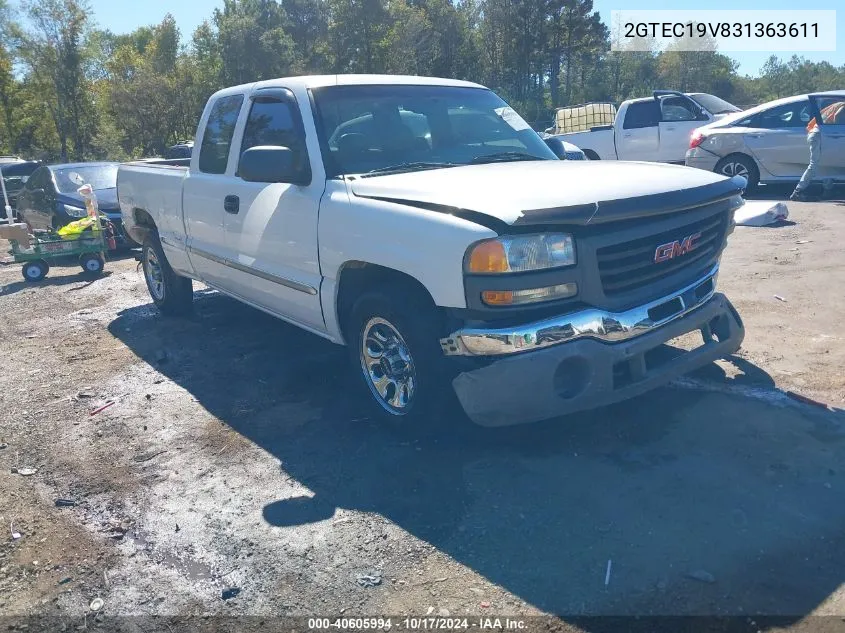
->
xmin=1 ymin=191 xmax=844 ymax=632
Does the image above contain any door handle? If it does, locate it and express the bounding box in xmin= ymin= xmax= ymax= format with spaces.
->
xmin=665 ymin=126 xmax=676 ymax=131
xmin=224 ymin=195 xmax=240 ymax=214
xmin=623 ymin=133 xmax=633 ymax=138
xmin=747 ymin=134 xmax=762 ymax=139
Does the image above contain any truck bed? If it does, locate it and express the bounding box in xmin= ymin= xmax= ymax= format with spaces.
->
xmin=117 ymin=160 xmax=189 ymax=254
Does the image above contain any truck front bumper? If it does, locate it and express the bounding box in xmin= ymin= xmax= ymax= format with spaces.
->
xmin=441 ymin=267 xmax=744 ymax=426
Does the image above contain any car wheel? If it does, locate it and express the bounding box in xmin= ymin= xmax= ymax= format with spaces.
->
xmin=347 ymin=283 xmax=458 ymax=429
xmin=142 ymin=233 xmax=193 ymax=316
xmin=715 ymin=154 xmax=759 ymax=193
xmin=79 ymin=252 xmax=105 ymax=276
xmin=22 ymin=260 xmax=49 ymax=282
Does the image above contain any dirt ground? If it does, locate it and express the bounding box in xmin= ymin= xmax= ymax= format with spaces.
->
xmin=1 ymin=188 xmax=844 ymax=631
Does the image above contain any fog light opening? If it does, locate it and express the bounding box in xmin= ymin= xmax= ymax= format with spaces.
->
xmin=553 ymin=356 xmax=590 ymax=400
xmin=710 ymin=315 xmax=731 ymax=342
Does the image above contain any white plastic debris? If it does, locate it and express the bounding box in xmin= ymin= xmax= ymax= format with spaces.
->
xmin=734 ymin=200 xmax=789 ymax=227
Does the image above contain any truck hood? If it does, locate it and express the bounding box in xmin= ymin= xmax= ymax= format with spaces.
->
xmin=349 ymin=161 xmax=744 ymax=229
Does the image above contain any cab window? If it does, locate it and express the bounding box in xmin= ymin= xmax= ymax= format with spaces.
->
xmin=199 ymin=95 xmax=245 ymax=174
xmin=659 ymin=97 xmax=702 ymax=122
xmin=623 ymin=102 xmax=660 ymax=129
xmin=241 ymin=98 xmax=301 ymax=152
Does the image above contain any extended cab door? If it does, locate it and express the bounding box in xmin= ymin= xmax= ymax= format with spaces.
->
xmin=657 ymin=95 xmax=710 ymax=163
xmin=616 ymin=101 xmax=660 ymax=161
xmin=182 ymin=93 xmax=246 ymax=288
xmin=218 ymin=87 xmax=325 ymax=332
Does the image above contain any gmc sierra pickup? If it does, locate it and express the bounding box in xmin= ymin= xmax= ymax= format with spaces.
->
xmin=118 ymin=74 xmax=746 ymax=427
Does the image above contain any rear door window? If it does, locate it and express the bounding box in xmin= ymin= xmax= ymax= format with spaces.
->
xmin=623 ymin=102 xmax=660 ymax=129
xmin=199 ymin=95 xmax=245 ymax=174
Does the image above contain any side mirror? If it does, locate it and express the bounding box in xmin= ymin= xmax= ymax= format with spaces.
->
xmin=544 ymin=136 xmax=567 ymax=160
xmin=238 ymin=145 xmax=310 ymax=185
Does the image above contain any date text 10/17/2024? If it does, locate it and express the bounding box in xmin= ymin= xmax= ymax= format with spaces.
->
xmin=308 ymin=617 xmax=528 ymax=630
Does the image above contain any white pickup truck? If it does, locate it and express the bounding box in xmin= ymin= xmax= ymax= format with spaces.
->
xmin=118 ymin=75 xmax=746 ymax=427
xmin=556 ymin=91 xmax=741 ymax=164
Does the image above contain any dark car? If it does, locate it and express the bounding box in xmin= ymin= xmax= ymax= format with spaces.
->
xmin=16 ymin=162 xmax=134 ymax=247
xmin=1 ymin=160 xmax=42 ymax=217
xmin=165 ymin=142 xmax=193 ymax=160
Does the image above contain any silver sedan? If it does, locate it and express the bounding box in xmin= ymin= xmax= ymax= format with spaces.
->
xmin=685 ymin=91 xmax=845 ymax=192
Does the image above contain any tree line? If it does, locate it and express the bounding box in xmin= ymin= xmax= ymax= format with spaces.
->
xmin=1 ymin=0 xmax=844 ymax=162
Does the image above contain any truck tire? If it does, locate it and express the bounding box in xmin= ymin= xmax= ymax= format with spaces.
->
xmin=347 ymin=283 xmax=455 ymax=429
xmin=142 ymin=234 xmax=193 ymax=316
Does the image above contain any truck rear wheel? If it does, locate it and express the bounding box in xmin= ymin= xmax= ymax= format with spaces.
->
xmin=142 ymin=234 xmax=193 ymax=316
xmin=347 ymin=284 xmax=456 ymax=429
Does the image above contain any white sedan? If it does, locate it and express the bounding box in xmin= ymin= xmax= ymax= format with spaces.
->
xmin=685 ymin=90 xmax=845 ymax=192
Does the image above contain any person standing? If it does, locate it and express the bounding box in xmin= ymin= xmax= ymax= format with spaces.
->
xmin=790 ymin=100 xmax=845 ymax=201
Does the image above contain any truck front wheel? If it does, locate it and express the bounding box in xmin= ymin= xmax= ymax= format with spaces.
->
xmin=347 ymin=284 xmax=454 ymax=428
xmin=142 ymin=235 xmax=193 ymax=316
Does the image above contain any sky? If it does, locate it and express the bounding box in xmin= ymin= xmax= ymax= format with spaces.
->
xmin=55 ymin=0 xmax=845 ymax=77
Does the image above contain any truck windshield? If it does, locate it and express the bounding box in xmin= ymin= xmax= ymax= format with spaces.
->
xmin=311 ymin=85 xmax=557 ymax=177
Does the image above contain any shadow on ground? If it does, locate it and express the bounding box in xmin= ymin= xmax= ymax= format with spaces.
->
xmin=109 ymin=292 xmax=845 ymax=621
xmin=0 ymin=247 xmax=136 ymax=296
xmin=747 ymin=182 xmax=844 ymax=203
xmin=0 ymin=269 xmax=114 ymax=295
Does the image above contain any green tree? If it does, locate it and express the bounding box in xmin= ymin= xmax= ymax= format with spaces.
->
xmin=284 ymin=0 xmax=330 ymax=72
xmin=214 ymin=0 xmax=300 ymax=85
xmin=16 ymin=0 xmax=96 ymax=161
xmin=327 ymin=0 xmax=391 ymax=73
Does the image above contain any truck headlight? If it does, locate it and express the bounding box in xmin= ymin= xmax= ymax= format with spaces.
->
xmin=465 ymin=233 xmax=576 ymax=274
xmin=62 ymin=203 xmax=86 ymax=217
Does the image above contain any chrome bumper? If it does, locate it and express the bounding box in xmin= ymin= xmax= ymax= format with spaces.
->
xmin=441 ymin=265 xmax=719 ymax=357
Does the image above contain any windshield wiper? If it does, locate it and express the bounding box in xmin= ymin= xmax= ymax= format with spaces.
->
xmin=469 ymin=152 xmax=545 ymax=165
xmin=362 ymin=162 xmax=457 ymax=177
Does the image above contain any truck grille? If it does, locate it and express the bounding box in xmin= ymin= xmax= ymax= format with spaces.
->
xmin=596 ymin=211 xmax=728 ymax=296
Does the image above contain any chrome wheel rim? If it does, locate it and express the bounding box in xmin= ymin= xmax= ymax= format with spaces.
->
xmin=144 ymin=248 xmax=165 ymax=301
xmin=359 ymin=317 xmax=417 ymax=415
xmin=720 ymin=161 xmax=749 ymax=179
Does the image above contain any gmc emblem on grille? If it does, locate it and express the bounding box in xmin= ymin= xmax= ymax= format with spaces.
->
xmin=654 ymin=232 xmax=702 ymax=263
